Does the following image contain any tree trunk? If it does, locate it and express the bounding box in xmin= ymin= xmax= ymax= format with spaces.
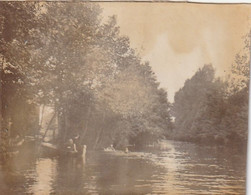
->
xmin=0 ymin=55 xmax=3 ymax=133
xmin=58 ymin=108 xmax=66 ymax=142
xmin=40 ymin=104 xmax=45 ymax=127
xmin=52 ymin=111 xmax=57 ymax=141
xmin=82 ymin=106 xmax=91 ymax=140
xmin=37 ymin=104 xmax=45 ymax=136
xmin=93 ymin=111 xmax=105 ymax=149
xmin=63 ymin=109 xmax=68 ymax=142
xmin=42 ymin=112 xmax=56 ymax=141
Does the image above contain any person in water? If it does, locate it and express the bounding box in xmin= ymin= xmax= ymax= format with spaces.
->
xmin=110 ymin=144 xmax=115 ymax=151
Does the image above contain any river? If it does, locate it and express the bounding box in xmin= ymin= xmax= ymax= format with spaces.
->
xmin=0 ymin=140 xmax=246 ymax=194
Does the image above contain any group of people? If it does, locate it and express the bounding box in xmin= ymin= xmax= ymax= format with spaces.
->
xmin=65 ymin=136 xmax=131 ymax=155
xmin=104 ymin=144 xmax=129 ymax=153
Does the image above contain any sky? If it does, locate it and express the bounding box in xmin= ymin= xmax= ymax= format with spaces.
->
xmin=100 ymin=3 xmax=251 ymax=102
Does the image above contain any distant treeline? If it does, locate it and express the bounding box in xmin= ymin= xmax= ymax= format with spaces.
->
xmin=0 ymin=2 xmax=173 ymax=150
xmin=172 ymin=32 xmax=250 ymax=146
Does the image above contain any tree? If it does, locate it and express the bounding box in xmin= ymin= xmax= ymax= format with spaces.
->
xmin=173 ymin=30 xmax=250 ymax=146
xmin=173 ymin=64 xmax=217 ymax=141
xmin=0 ymin=2 xmax=40 ymax=134
xmin=1 ymin=2 xmax=173 ymax=152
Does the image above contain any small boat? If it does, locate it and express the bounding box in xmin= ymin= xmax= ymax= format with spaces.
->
xmin=8 ymin=138 xmax=25 ymax=151
xmin=24 ymin=135 xmax=41 ymax=142
xmin=104 ymin=148 xmax=115 ymax=152
xmin=6 ymin=150 xmax=19 ymax=158
xmin=41 ymin=142 xmax=58 ymax=150
xmin=3 ymin=138 xmax=25 ymax=158
xmin=41 ymin=142 xmax=86 ymax=157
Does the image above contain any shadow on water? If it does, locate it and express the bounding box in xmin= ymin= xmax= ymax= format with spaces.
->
xmin=0 ymin=140 xmax=246 ymax=194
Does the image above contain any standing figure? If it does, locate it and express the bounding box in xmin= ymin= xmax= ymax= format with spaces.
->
xmin=66 ymin=139 xmax=76 ymax=152
xmin=73 ymin=134 xmax=82 ymax=154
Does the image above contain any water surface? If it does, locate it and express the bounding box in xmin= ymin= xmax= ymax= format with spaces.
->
xmin=0 ymin=140 xmax=246 ymax=194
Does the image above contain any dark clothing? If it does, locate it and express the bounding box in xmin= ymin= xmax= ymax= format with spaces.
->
xmin=73 ymin=137 xmax=82 ymax=153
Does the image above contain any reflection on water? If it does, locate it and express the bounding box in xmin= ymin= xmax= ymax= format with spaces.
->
xmin=147 ymin=142 xmax=246 ymax=195
xmin=28 ymin=158 xmax=56 ymax=194
xmin=0 ymin=140 xmax=246 ymax=194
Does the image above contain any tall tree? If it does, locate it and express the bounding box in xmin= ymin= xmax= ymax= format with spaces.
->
xmin=1 ymin=2 xmax=173 ymax=151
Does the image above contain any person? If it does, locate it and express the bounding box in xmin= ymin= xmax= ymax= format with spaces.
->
xmin=82 ymin=145 xmax=87 ymax=161
xmin=73 ymin=134 xmax=82 ymax=154
xmin=110 ymin=144 xmax=115 ymax=151
xmin=104 ymin=144 xmax=116 ymax=152
xmin=66 ymin=139 xmax=76 ymax=152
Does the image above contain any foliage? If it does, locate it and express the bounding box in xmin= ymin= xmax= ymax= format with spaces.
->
xmin=0 ymin=2 xmax=173 ymax=151
xmin=172 ymin=30 xmax=250 ymax=146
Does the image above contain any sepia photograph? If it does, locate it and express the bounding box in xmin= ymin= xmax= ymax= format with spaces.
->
xmin=0 ymin=1 xmax=250 ymax=194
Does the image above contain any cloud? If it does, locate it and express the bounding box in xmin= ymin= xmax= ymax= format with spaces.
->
xmin=143 ymin=33 xmax=207 ymax=102
xmin=100 ymin=2 xmax=251 ymax=101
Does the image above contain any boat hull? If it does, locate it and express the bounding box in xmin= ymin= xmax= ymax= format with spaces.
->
xmin=41 ymin=142 xmax=83 ymax=157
